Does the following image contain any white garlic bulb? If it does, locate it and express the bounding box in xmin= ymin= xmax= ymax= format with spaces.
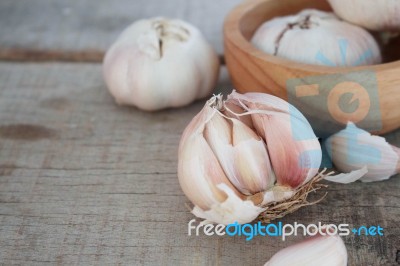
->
xmin=251 ymin=9 xmax=381 ymax=66
xmin=324 ymin=122 xmax=400 ymax=182
xmin=103 ymin=18 xmax=220 ymax=111
xmin=178 ymin=91 xmax=364 ymax=225
xmin=265 ymin=229 xmax=347 ymax=266
xmin=328 ymin=0 xmax=400 ymax=31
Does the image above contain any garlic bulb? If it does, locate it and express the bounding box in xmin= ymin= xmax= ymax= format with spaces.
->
xmin=324 ymin=122 xmax=400 ymax=182
xmin=265 ymin=229 xmax=347 ymax=266
xmin=251 ymin=9 xmax=381 ymax=66
xmin=103 ymin=18 xmax=220 ymax=111
xmin=328 ymin=0 xmax=400 ymax=31
xmin=178 ymin=92 xmax=367 ymax=224
xmin=178 ymin=91 xmax=324 ymax=225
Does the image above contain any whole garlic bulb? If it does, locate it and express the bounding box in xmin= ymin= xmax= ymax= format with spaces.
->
xmin=251 ymin=9 xmax=381 ymax=66
xmin=325 ymin=122 xmax=400 ymax=182
xmin=328 ymin=0 xmax=400 ymax=31
xmin=265 ymin=229 xmax=347 ymax=266
xmin=178 ymin=91 xmax=322 ymax=225
xmin=103 ymin=18 xmax=220 ymax=111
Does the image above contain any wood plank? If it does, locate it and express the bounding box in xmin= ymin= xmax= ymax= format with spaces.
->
xmin=0 ymin=0 xmax=241 ymax=61
xmin=0 ymin=63 xmax=399 ymax=265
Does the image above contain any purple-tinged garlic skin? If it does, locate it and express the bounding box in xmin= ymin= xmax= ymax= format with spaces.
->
xmin=103 ymin=18 xmax=220 ymax=111
xmin=328 ymin=0 xmax=400 ymax=31
xmin=251 ymin=9 xmax=381 ymax=66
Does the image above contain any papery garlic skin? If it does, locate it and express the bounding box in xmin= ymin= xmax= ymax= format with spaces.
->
xmin=251 ymin=9 xmax=381 ymax=66
xmin=325 ymin=122 xmax=400 ymax=182
xmin=328 ymin=0 xmax=400 ymax=31
xmin=103 ymin=18 xmax=220 ymax=111
xmin=178 ymin=92 xmax=322 ymax=225
xmin=227 ymin=91 xmax=322 ymax=188
xmin=265 ymin=231 xmax=347 ymax=266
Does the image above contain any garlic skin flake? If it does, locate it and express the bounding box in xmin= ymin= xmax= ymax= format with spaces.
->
xmin=251 ymin=9 xmax=381 ymax=66
xmin=325 ymin=122 xmax=400 ymax=182
xmin=328 ymin=0 xmax=400 ymax=31
xmin=265 ymin=231 xmax=347 ymax=266
xmin=178 ymin=92 xmax=323 ymax=225
xmin=103 ymin=18 xmax=220 ymax=111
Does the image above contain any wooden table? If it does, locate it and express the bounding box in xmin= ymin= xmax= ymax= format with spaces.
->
xmin=0 ymin=1 xmax=399 ymax=265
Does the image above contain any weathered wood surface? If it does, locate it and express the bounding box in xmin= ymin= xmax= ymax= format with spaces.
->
xmin=0 ymin=63 xmax=399 ymax=265
xmin=0 ymin=0 xmax=241 ymax=61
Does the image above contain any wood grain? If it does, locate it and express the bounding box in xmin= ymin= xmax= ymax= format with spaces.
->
xmin=224 ymin=0 xmax=400 ymax=137
xmin=0 ymin=0 xmax=241 ymax=62
xmin=0 ymin=63 xmax=399 ymax=265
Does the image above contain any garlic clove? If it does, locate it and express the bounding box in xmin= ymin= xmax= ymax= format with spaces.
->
xmin=178 ymin=105 xmax=243 ymax=210
xmin=324 ymin=122 xmax=400 ymax=182
xmin=203 ymin=111 xmax=239 ymax=190
xmin=204 ymin=111 xmax=274 ymax=195
xmin=228 ymin=91 xmax=322 ymax=189
xmin=251 ymin=9 xmax=381 ymax=66
xmin=231 ymin=119 xmax=275 ymax=195
xmin=265 ymin=230 xmax=347 ymax=266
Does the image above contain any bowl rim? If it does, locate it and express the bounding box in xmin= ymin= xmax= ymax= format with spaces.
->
xmin=224 ymin=0 xmax=400 ymax=73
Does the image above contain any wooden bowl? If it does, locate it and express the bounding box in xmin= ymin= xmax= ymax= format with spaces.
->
xmin=223 ymin=0 xmax=400 ymax=136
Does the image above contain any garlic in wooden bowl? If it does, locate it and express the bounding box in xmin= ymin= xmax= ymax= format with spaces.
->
xmin=177 ymin=91 xmax=364 ymax=225
xmin=251 ymin=9 xmax=382 ymax=66
xmin=103 ymin=18 xmax=220 ymax=111
xmin=328 ymin=0 xmax=400 ymax=32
